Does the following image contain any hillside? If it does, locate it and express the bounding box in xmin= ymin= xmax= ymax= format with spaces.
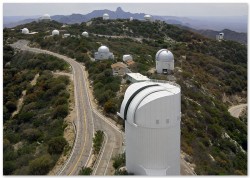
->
xmin=177 ymin=25 xmax=247 ymax=45
xmin=3 ymin=18 xmax=247 ymax=175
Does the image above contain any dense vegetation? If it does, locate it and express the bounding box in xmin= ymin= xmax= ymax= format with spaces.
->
xmin=93 ymin=130 xmax=104 ymax=155
xmin=4 ymin=18 xmax=247 ymax=175
xmin=3 ymin=46 xmax=70 ymax=175
xmin=78 ymin=167 xmax=93 ymax=175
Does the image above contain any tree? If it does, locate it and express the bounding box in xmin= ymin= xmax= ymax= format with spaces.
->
xmin=52 ymin=104 xmax=69 ymax=119
xmin=113 ymin=153 xmax=125 ymax=169
xmin=79 ymin=167 xmax=92 ymax=175
xmin=29 ymin=155 xmax=53 ymax=175
xmin=104 ymin=99 xmax=117 ymax=114
xmin=5 ymin=101 xmax=17 ymax=113
xmin=48 ymin=136 xmax=67 ymax=155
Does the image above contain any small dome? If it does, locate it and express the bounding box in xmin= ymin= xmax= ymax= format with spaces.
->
xmin=82 ymin=31 xmax=89 ymax=37
xmin=103 ymin=13 xmax=109 ymax=17
xmin=98 ymin=45 xmax=109 ymax=53
xmin=155 ymin=49 xmax=174 ymax=62
xmin=52 ymin=29 xmax=59 ymax=36
xmin=129 ymin=17 xmax=133 ymax=21
xmin=22 ymin=28 xmax=29 ymax=34
xmin=103 ymin=13 xmax=109 ymax=20
xmin=144 ymin=14 xmax=151 ymax=20
xmin=42 ymin=14 xmax=51 ymax=19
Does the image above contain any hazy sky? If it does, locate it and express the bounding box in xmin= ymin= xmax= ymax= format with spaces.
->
xmin=3 ymin=3 xmax=248 ymax=17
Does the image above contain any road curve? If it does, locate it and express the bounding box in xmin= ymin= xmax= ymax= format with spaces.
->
xmin=10 ymin=40 xmax=95 ymax=175
xmin=228 ymin=104 xmax=247 ymax=118
xmin=10 ymin=40 xmax=123 ymax=175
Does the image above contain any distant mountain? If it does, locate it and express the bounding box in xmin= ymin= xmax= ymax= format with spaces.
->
xmin=4 ymin=7 xmax=248 ymax=33
xmin=195 ymin=29 xmax=247 ymax=45
xmin=177 ymin=24 xmax=247 ymax=45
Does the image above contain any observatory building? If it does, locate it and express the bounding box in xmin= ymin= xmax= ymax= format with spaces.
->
xmin=103 ymin=13 xmax=109 ymax=20
xmin=38 ymin=14 xmax=51 ymax=22
xmin=156 ymin=49 xmax=174 ymax=74
xmin=118 ymin=81 xmax=181 ymax=175
xmin=144 ymin=14 xmax=152 ymax=21
xmin=82 ymin=31 xmax=89 ymax=37
xmin=123 ymin=54 xmax=133 ymax=62
xmin=94 ymin=45 xmax=114 ymax=60
xmin=52 ymin=30 xmax=60 ymax=36
xmin=130 ymin=17 xmax=133 ymax=21
xmin=216 ymin=32 xmax=224 ymax=41
xmin=21 ymin=28 xmax=29 ymax=34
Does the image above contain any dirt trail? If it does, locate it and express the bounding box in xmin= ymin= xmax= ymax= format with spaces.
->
xmin=11 ymin=73 xmax=39 ymax=118
xmin=228 ymin=104 xmax=247 ymax=118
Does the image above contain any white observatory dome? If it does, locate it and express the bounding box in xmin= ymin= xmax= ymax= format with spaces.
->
xmin=42 ymin=14 xmax=51 ymax=20
xmin=22 ymin=28 xmax=29 ymax=34
xmin=156 ymin=49 xmax=174 ymax=62
xmin=144 ymin=14 xmax=152 ymax=21
xmin=82 ymin=31 xmax=89 ymax=37
xmin=103 ymin=13 xmax=109 ymax=20
xmin=118 ymin=81 xmax=181 ymax=175
xmin=130 ymin=17 xmax=133 ymax=21
xmin=52 ymin=29 xmax=59 ymax=36
xmin=98 ymin=45 xmax=110 ymax=53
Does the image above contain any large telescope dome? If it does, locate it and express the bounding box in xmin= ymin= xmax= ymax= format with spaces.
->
xmin=98 ymin=45 xmax=110 ymax=53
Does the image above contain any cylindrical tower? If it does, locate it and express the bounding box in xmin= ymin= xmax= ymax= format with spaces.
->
xmin=118 ymin=81 xmax=181 ymax=175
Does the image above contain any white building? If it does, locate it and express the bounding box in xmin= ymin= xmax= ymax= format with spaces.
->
xmin=21 ymin=28 xmax=29 ymax=34
xmin=123 ymin=54 xmax=133 ymax=62
xmin=118 ymin=81 xmax=181 ymax=175
xmin=94 ymin=45 xmax=114 ymax=60
xmin=144 ymin=14 xmax=152 ymax=21
xmin=216 ymin=32 xmax=224 ymax=41
xmin=130 ymin=17 xmax=133 ymax=21
xmin=82 ymin=31 xmax=89 ymax=37
xmin=156 ymin=49 xmax=174 ymax=74
xmin=125 ymin=73 xmax=150 ymax=83
xmin=52 ymin=30 xmax=60 ymax=36
xmin=38 ymin=14 xmax=51 ymax=22
xmin=63 ymin=33 xmax=70 ymax=38
xmin=103 ymin=13 xmax=109 ymax=20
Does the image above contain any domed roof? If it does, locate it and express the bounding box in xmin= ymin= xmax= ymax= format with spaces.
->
xmin=22 ymin=28 xmax=29 ymax=34
xmin=103 ymin=13 xmax=109 ymax=17
xmin=155 ymin=49 xmax=174 ymax=62
xmin=144 ymin=14 xmax=151 ymax=20
xmin=82 ymin=31 xmax=88 ymax=36
xmin=118 ymin=81 xmax=181 ymax=128
xmin=98 ymin=45 xmax=109 ymax=53
xmin=52 ymin=29 xmax=59 ymax=35
xmin=42 ymin=14 xmax=51 ymax=19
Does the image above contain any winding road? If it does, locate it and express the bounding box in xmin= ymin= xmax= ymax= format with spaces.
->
xmin=10 ymin=40 xmax=123 ymax=175
xmin=10 ymin=40 xmax=194 ymax=175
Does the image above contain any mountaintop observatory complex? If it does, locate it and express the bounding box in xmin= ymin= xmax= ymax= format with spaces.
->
xmin=118 ymin=80 xmax=181 ymax=175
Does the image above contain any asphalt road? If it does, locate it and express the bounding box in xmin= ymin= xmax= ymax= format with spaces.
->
xmin=10 ymin=40 xmax=123 ymax=175
xmin=228 ymin=104 xmax=247 ymax=118
xmin=10 ymin=40 xmax=194 ymax=175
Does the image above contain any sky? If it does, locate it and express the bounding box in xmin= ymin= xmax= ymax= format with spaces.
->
xmin=3 ymin=3 xmax=248 ymax=17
